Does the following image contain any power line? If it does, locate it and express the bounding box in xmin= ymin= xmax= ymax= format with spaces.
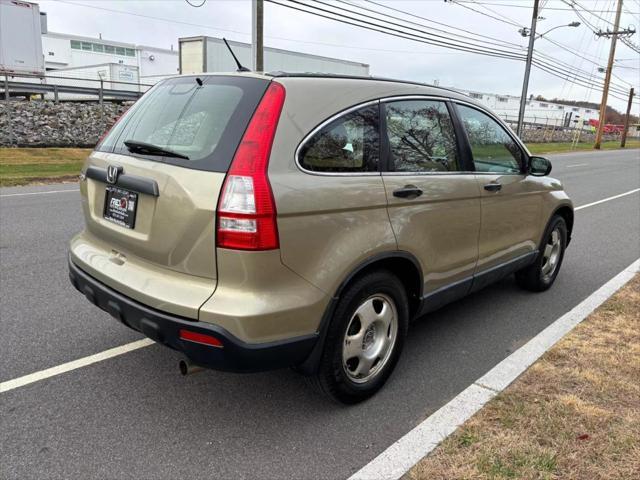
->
xmin=445 ymin=0 xmax=525 ymax=28
xmin=464 ymin=0 xmax=525 ymax=27
xmin=49 ymin=0 xmax=464 ymax=56
xmin=330 ymin=0 xmax=524 ymax=53
xmin=444 ymin=0 xmax=632 ymax=94
xmin=340 ymin=0 xmax=523 ymax=50
xmin=363 ymin=0 xmax=524 ymax=49
xmin=266 ymin=0 xmax=526 ymax=61
xmin=269 ymin=0 xmax=632 ymax=99
xmin=184 ymin=0 xmax=207 ymax=7
xmin=455 ymin=1 xmax=638 ymax=13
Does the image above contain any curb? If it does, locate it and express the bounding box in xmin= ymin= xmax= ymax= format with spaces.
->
xmin=349 ymin=258 xmax=639 ymax=480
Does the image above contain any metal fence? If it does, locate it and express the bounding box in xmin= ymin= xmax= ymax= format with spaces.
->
xmin=1 ymin=72 xmax=154 ymax=103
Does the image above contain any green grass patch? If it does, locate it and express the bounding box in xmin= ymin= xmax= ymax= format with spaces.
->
xmin=526 ymin=139 xmax=640 ymax=154
xmin=0 ymin=147 xmax=92 ymax=187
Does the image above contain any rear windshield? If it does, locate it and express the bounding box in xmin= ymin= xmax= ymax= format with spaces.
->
xmin=97 ymin=76 xmax=270 ymax=172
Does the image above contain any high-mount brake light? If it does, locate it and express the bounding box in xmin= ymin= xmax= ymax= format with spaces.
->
xmin=216 ymin=82 xmax=285 ymax=250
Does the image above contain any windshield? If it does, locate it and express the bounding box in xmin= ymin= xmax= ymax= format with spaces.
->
xmin=97 ymin=75 xmax=270 ymax=172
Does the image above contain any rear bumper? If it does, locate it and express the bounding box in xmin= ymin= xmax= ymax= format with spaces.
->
xmin=68 ymin=257 xmax=318 ymax=373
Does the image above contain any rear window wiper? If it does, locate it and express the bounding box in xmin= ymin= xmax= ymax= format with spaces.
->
xmin=124 ymin=140 xmax=190 ymax=160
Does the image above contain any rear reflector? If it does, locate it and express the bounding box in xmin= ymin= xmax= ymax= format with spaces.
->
xmin=216 ymin=82 xmax=286 ymax=251
xmin=179 ymin=329 xmax=224 ymax=348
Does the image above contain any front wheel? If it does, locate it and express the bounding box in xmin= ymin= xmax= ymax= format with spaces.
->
xmin=516 ymin=215 xmax=567 ymax=292
xmin=311 ymin=270 xmax=409 ymax=404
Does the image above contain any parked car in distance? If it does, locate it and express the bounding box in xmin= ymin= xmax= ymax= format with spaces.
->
xmin=69 ymin=73 xmax=573 ymax=403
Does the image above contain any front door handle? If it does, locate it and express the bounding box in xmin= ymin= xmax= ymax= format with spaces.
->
xmin=484 ymin=182 xmax=502 ymax=192
xmin=393 ymin=185 xmax=423 ymax=199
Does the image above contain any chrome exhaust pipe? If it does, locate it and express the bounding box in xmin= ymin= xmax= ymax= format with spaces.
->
xmin=179 ymin=359 xmax=204 ymax=376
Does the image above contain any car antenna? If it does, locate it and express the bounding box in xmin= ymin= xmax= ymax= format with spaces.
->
xmin=223 ymin=38 xmax=251 ymax=72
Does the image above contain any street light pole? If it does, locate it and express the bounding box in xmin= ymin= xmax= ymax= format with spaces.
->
xmin=251 ymin=0 xmax=264 ymax=71
xmin=516 ymin=0 xmax=540 ymax=137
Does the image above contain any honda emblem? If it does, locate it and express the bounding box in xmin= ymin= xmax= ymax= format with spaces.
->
xmin=106 ymin=165 xmax=123 ymax=184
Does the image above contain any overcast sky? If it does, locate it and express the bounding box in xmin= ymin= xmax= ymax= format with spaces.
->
xmin=36 ymin=0 xmax=640 ymax=113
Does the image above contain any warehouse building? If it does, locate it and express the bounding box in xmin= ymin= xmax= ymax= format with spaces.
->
xmin=454 ymin=88 xmax=600 ymax=128
xmin=42 ymin=32 xmax=179 ymax=84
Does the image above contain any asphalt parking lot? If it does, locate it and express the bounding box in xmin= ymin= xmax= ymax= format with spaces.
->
xmin=1 ymin=149 xmax=639 ymax=479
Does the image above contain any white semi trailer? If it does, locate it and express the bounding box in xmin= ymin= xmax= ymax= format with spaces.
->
xmin=0 ymin=0 xmax=45 ymax=76
xmin=179 ymin=36 xmax=369 ymax=76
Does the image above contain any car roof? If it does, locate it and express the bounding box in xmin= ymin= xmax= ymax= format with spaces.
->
xmin=267 ymin=72 xmax=477 ymax=102
xmin=174 ymin=71 xmax=478 ymax=105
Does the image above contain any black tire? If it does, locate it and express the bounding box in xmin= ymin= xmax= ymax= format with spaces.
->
xmin=516 ymin=215 xmax=567 ymax=292
xmin=310 ymin=270 xmax=409 ymax=404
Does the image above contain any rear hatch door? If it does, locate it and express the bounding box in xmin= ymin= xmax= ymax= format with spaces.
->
xmin=76 ymin=75 xmax=270 ymax=316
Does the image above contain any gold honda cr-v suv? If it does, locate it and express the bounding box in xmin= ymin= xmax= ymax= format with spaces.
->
xmin=69 ymin=73 xmax=573 ymax=403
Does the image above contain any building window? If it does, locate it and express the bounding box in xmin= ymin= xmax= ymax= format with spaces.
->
xmin=69 ymin=40 xmax=135 ymax=57
xmin=557 ymin=105 xmax=564 ymax=110
xmin=572 ymin=107 xmax=579 ymax=112
xmin=539 ymin=103 xmax=548 ymax=108
xmin=469 ymin=92 xmax=483 ymax=99
xmin=585 ymin=109 xmax=591 ymax=113
xmin=497 ymin=96 xmax=508 ymax=103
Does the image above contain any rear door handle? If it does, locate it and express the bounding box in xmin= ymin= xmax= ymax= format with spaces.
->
xmin=484 ymin=182 xmax=502 ymax=192
xmin=393 ymin=185 xmax=423 ymax=199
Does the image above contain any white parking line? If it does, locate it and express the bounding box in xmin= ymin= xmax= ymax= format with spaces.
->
xmin=0 ymin=187 xmax=638 ymax=394
xmin=565 ymin=163 xmax=588 ymax=168
xmin=350 ymin=258 xmax=640 ymax=480
xmin=0 ymin=339 xmax=154 ymax=394
xmin=575 ymin=188 xmax=640 ymax=211
xmin=0 ymin=188 xmax=79 ymax=198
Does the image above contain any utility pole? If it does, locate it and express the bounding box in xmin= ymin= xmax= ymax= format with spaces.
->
xmin=594 ymin=0 xmax=624 ymax=149
xmin=251 ymin=0 xmax=264 ymax=71
xmin=620 ymin=87 xmax=634 ymax=148
xmin=516 ymin=0 xmax=539 ymax=137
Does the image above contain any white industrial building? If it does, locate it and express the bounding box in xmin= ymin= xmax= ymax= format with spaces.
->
xmin=454 ymin=88 xmax=600 ymax=128
xmin=42 ymin=32 xmax=179 ymax=85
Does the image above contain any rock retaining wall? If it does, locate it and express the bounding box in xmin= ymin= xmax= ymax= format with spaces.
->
xmin=0 ymin=99 xmax=621 ymax=148
xmin=0 ymin=100 xmax=132 ymax=147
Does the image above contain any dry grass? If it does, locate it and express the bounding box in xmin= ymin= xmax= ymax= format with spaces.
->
xmin=0 ymin=147 xmax=91 ymax=186
xmin=408 ymin=275 xmax=640 ymax=480
xmin=527 ymin=140 xmax=640 ymax=154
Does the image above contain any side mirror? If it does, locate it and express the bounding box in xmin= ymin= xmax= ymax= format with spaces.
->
xmin=529 ymin=156 xmax=552 ymax=176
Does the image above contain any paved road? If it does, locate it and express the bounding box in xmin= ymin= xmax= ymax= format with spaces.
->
xmin=1 ymin=149 xmax=639 ymax=479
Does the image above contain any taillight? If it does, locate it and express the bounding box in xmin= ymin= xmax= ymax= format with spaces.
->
xmin=216 ymin=82 xmax=285 ymax=250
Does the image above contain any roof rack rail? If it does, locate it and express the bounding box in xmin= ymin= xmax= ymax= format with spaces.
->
xmin=266 ymin=72 xmax=468 ymax=98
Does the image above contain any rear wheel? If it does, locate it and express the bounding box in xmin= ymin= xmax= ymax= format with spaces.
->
xmin=312 ymin=270 xmax=409 ymax=404
xmin=516 ymin=215 xmax=567 ymax=292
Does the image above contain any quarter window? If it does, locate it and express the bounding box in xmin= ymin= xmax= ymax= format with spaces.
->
xmin=298 ymin=105 xmax=379 ymax=173
xmin=457 ymin=104 xmax=523 ymax=174
xmin=385 ymin=100 xmax=459 ymax=172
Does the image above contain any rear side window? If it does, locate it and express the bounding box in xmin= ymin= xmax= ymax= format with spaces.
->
xmin=298 ymin=105 xmax=379 ymax=173
xmin=97 ymin=76 xmax=270 ymax=172
xmin=385 ymin=100 xmax=459 ymax=172
xmin=456 ymin=104 xmax=523 ymax=174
